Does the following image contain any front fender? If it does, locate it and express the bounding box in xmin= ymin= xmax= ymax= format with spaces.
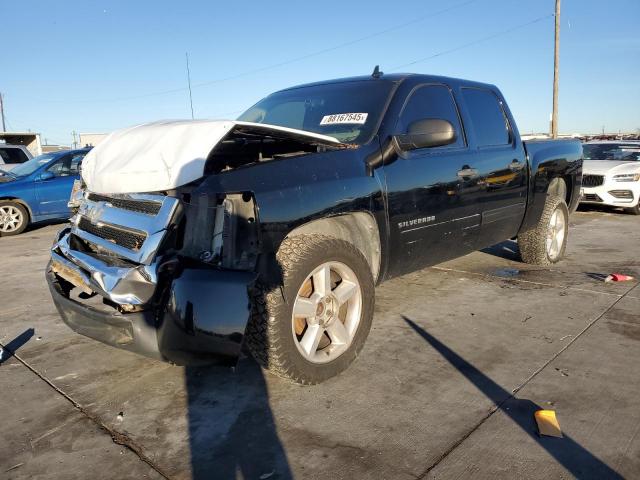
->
xmin=157 ymin=266 xmax=257 ymax=365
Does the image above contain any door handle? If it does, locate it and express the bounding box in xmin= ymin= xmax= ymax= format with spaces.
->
xmin=457 ymin=166 xmax=479 ymax=178
xmin=509 ymin=159 xmax=525 ymax=171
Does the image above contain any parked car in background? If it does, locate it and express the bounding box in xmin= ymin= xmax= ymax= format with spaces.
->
xmin=0 ymin=148 xmax=90 ymax=235
xmin=0 ymin=144 xmax=33 ymax=172
xmin=581 ymin=140 xmax=640 ymax=215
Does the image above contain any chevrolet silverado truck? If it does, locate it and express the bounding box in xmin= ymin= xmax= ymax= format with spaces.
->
xmin=46 ymin=72 xmax=583 ymax=384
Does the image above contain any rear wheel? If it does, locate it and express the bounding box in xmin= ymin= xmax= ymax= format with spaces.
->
xmin=518 ymin=195 xmax=569 ymax=265
xmin=0 ymin=201 xmax=28 ymax=236
xmin=246 ymin=235 xmax=375 ymax=384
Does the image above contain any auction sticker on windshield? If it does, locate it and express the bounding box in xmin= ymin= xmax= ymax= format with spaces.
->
xmin=320 ymin=113 xmax=368 ymax=125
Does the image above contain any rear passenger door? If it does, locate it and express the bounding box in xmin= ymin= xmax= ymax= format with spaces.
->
xmin=459 ymin=88 xmax=527 ymax=248
xmin=383 ymin=84 xmax=483 ymax=277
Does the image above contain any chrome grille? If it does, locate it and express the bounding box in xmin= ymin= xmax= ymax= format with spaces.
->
xmin=87 ymin=193 xmax=162 ymax=215
xmin=583 ymin=175 xmax=604 ymax=187
xmin=78 ymin=217 xmax=147 ymax=251
xmin=72 ymin=192 xmax=179 ymax=264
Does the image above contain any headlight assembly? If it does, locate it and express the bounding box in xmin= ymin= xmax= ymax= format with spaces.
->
xmin=613 ymin=173 xmax=640 ymax=182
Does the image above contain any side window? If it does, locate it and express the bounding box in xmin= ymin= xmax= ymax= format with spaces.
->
xmin=461 ymin=88 xmax=511 ymax=147
xmin=47 ymin=155 xmax=73 ymax=177
xmin=69 ymin=153 xmax=85 ymax=174
xmin=397 ymin=85 xmax=465 ymax=149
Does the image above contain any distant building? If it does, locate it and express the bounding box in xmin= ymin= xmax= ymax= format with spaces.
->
xmin=42 ymin=144 xmax=70 ymax=153
xmin=79 ymin=133 xmax=107 ymax=147
xmin=0 ymin=132 xmax=42 ymax=156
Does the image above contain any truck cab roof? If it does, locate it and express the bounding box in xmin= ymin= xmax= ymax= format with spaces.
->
xmin=276 ymin=73 xmax=499 ymax=94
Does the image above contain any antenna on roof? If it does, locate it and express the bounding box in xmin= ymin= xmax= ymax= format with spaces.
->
xmin=371 ymin=65 xmax=383 ymax=79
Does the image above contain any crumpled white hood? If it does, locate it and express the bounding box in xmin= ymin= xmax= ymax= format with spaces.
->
xmin=81 ymin=119 xmax=340 ymax=194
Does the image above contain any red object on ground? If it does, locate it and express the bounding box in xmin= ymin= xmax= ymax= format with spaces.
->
xmin=605 ymin=274 xmax=635 ymax=282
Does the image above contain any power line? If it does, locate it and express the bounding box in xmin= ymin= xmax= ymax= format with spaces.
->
xmin=36 ymin=0 xmax=480 ymax=104
xmin=187 ymin=0 xmax=480 ymax=90
xmin=390 ymin=13 xmax=554 ymax=70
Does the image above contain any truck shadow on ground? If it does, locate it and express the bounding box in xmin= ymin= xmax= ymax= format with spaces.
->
xmin=185 ymin=360 xmax=293 ymax=480
xmin=0 ymin=328 xmax=34 ymax=365
xmin=480 ymin=239 xmax=521 ymax=262
xmin=402 ymin=316 xmax=623 ymax=479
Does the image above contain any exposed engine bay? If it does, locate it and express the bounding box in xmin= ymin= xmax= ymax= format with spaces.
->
xmin=205 ymin=127 xmax=332 ymax=174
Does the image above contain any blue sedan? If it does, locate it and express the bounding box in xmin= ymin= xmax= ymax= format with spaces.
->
xmin=0 ymin=148 xmax=90 ymax=236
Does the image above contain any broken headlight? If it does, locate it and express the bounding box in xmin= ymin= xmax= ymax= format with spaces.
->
xmin=68 ymin=178 xmax=86 ymax=209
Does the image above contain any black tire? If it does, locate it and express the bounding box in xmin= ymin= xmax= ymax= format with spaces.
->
xmin=245 ymin=234 xmax=375 ymax=385
xmin=0 ymin=200 xmax=29 ymax=236
xmin=518 ymin=195 xmax=569 ymax=266
xmin=625 ymin=204 xmax=640 ymax=215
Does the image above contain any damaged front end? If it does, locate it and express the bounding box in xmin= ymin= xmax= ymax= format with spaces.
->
xmin=47 ymin=189 xmax=259 ymax=365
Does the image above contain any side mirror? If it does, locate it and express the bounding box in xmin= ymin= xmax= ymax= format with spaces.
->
xmin=395 ymin=118 xmax=457 ymax=151
xmin=38 ymin=171 xmax=55 ymax=181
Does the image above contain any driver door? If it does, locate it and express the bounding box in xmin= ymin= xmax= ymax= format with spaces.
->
xmin=36 ymin=152 xmax=85 ymax=216
xmin=382 ymin=84 xmax=482 ymax=277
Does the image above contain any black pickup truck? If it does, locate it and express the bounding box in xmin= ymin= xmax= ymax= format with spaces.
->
xmin=47 ymin=72 xmax=582 ymax=384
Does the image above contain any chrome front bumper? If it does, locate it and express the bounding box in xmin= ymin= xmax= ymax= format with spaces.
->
xmin=50 ymin=191 xmax=179 ymax=308
xmin=51 ymin=229 xmax=161 ymax=306
xmin=47 ymin=190 xmax=256 ymax=365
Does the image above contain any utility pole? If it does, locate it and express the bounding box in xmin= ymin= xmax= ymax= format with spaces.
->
xmin=72 ymin=130 xmax=78 ymax=149
xmin=551 ymin=0 xmax=561 ymax=138
xmin=0 ymin=93 xmax=6 ymax=132
xmin=185 ymin=52 xmax=194 ymax=119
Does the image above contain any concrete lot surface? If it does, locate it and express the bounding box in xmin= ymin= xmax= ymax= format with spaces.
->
xmin=1 ymin=209 xmax=639 ymax=479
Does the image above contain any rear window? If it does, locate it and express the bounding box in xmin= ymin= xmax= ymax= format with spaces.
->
xmin=0 ymin=147 xmax=29 ymax=164
xmin=461 ymin=88 xmax=511 ymax=147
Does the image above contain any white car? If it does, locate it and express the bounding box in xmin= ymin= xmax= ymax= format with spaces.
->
xmin=0 ymin=144 xmax=33 ymax=173
xmin=581 ymin=141 xmax=640 ymax=215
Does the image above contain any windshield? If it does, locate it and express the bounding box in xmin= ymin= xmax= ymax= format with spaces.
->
xmin=10 ymin=154 xmax=56 ymax=177
xmin=583 ymin=143 xmax=640 ymax=161
xmin=237 ymin=80 xmax=395 ymax=144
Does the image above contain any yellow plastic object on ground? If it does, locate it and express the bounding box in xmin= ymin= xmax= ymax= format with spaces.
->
xmin=535 ymin=410 xmax=563 ymax=437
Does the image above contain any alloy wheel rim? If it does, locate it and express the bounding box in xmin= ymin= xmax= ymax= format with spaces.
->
xmin=546 ymin=208 xmax=566 ymax=260
xmin=0 ymin=206 xmax=23 ymax=233
xmin=291 ymin=261 xmax=363 ymax=364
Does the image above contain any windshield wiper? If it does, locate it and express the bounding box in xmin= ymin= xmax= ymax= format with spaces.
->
xmin=0 ymin=168 xmax=17 ymax=178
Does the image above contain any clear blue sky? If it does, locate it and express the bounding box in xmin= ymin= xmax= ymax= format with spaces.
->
xmin=3 ymin=0 xmax=639 ymax=145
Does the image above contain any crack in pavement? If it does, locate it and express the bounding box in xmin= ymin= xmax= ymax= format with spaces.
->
xmin=414 ymin=280 xmax=638 ymax=479
xmin=0 ymin=346 xmax=172 ymax=480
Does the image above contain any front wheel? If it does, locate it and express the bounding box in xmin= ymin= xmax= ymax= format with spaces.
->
xmin=625 ymin=203 xmax=640 ymax=215
xmin=246 ymin=235 xmax=375 ymax=384
xmin=518 ymin=195 xmax=569 ymax=265
xmin=0 ymin=201 xmax=29 ymax=236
